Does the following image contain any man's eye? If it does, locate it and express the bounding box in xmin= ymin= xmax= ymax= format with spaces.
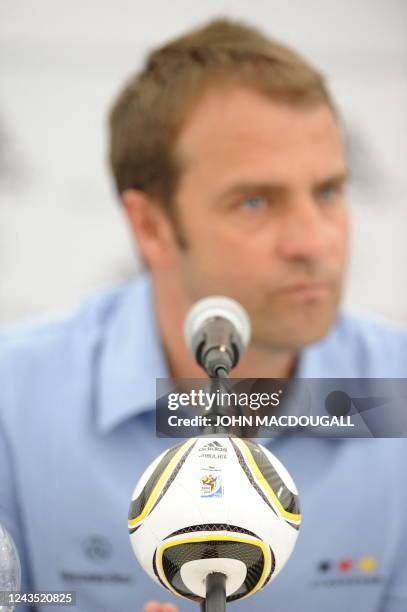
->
xmin=240 ymin=196 xmax=267 ymax=210
xmin=318 ymin=185 xmax=341 ymax=202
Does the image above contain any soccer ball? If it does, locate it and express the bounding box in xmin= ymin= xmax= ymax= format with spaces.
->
xmin=128 ymin=437 xmax=301 ymax=603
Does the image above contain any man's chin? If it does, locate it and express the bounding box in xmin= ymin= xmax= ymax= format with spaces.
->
xmin=253 ymin=310 xmax=339 ymax=353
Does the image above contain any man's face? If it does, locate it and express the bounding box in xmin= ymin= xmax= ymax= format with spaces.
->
xmin=168 ymin=86 xmax=349 ymax=352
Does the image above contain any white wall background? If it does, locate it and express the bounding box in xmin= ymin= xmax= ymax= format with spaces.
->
xmin=0 ymin=0 xmax=406 ymax=324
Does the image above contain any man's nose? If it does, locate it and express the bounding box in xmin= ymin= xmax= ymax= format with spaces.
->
xmin=276 ymin=197 xmax=328 ymax=261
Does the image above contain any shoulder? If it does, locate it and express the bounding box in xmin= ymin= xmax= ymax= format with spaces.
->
xmin=301 ymin=311 xmax=407 ymax=377
xmin=0 ymin=282 xmax=135 ymax=385
xmin=335 ymin=311 xmax=406 ymax=342
xmin=336 ymin=311 xmax=406 ymax=357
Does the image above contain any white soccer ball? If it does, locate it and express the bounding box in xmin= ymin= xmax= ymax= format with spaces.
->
xmin=128 ymin=437 xmax=301 ymax=603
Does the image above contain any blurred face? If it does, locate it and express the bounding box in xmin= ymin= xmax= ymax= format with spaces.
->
xmin=169 ymin=87 xmax=349 ymax=352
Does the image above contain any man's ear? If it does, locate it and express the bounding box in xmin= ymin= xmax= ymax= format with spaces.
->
xmin=121 ymin=189 xmax=177 ymax=268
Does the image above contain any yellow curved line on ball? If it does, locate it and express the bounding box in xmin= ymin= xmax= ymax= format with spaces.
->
xmin=157 ymin=534 xmax=270 ymax=601
xmin=233 ymin=437 xmax=301 ymax=523
xmin=128 ymin=438 xmax=196 ymax=528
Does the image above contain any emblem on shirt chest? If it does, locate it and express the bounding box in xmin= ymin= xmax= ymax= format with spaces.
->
xmin=82 ymin=535 xmax=112 ymax=563
xmin=59 ymin=534 xmax=134 ymax=585
xmin=310 ymin=555 xmax=383 ymax=588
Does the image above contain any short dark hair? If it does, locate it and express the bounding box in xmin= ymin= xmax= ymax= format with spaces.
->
xmin=109 ymin=17 xmax=335 ymax=209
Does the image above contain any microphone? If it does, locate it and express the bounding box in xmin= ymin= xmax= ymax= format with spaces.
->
xmin=183 ymin=296 xmax=251 ymax=377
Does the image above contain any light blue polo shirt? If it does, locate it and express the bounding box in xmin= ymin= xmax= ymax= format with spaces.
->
xmin=1 ymin=274 xmax=407 ymax=612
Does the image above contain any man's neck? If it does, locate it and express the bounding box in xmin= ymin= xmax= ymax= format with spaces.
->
xmin=152 ymin=273 xmax=298 ymax=380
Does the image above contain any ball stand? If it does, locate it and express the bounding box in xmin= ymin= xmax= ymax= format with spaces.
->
xmin=201 ymin=573 xmax=226 ymax=612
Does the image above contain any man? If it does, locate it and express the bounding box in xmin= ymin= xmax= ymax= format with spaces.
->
xmin=1 ymin=17 xmax=406 ymax=612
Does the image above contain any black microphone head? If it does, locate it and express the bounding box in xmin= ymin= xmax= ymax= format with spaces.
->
xmin=183 ymin=296 xmax=251 ymax=376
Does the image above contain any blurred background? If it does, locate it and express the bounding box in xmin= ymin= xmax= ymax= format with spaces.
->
xmin=0 ymin=0 xmax=406 ymax=325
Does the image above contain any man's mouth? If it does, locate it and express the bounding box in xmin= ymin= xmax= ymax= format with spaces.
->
xmin=278 ymin=282 xmax=331 ymax=299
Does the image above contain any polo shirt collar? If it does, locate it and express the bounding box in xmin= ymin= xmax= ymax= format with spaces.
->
xmin=295 ymin=313 xmax=354 ymax=378
xmin=97 ymin=274 xmax=169 ymax=433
